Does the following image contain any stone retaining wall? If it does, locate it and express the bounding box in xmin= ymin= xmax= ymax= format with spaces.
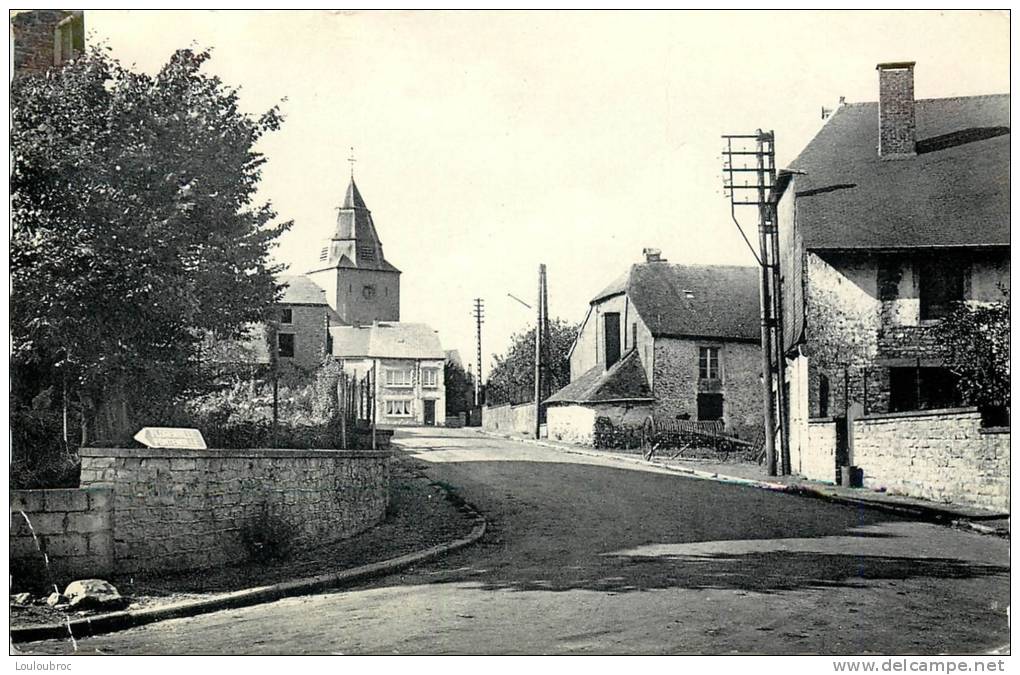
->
xmin=10 ymin=487 xmax=114 ymax=588
xmin=482 ymin=402 xmax=537 ymax=437
xmin=79 ymin=447 xmax=390 ymax=574
xmin=852 ymin=408 xmax=1009 ymax=512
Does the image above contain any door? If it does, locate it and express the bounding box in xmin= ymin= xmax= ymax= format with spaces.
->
xmin=423 ymin=400 xmax=436 ymax=426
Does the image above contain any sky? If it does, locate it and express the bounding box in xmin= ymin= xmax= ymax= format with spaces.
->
xmin=86 ymin=10 xmax=1010 ymax=379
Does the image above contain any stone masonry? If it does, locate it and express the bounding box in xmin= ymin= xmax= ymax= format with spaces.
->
xmin=852 ymin=408 xmax=1009 ymax=512
xmin=10 ymin=487 xmax=114 ymax=587
xmin=79 ymin=446 xmax=390 ymax=574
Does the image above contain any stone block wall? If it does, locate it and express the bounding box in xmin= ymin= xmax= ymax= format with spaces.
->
xmin=852 ymin=408 xmax=1009 ymax=512
xmin=483 ymin=402 xmax=537 ymax=436
xmin=79 ymin=447 xmax=390 ymax=574
xmin=10 ymin=487 xmax=114 ymax=587
xmin=652 ymin=337 xmax=762 ymax=440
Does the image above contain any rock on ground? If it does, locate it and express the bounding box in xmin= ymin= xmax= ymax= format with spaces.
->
xmin=64 ymin=579 xmax=126 ymax=610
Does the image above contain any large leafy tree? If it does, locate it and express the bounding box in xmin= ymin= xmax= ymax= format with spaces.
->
xmin=486 ymin=319 xmax=577 ymax=406
xmin=11 ymin=47 xmax=291 ymax=443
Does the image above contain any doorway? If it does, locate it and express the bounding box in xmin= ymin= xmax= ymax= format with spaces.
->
xmin=423 ymin=400 xmax=436 ymax=426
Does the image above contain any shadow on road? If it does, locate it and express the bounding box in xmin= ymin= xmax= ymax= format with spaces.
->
xmin=388 ymin=445 xmax=1009 ymax=598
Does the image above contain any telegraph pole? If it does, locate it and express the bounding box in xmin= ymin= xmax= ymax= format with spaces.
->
xmin=721 ymin=130 xmax=790 ymax=476
xmin=472 ymin=298 xmax=485 ymax=407
xmin=534 ymin=264 xmax=547 ymax=439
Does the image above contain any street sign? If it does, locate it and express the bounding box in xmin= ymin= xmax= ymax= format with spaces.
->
xmin=133 ymin=427 xmax=207 ymax=450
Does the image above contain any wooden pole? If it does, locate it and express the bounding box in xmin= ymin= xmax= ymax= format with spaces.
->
xmin=371 ymin=364 xmax=377 ymax=450
xmin=339 ymin=373 xmax=347 ymax=450
xmin=534 ymin=264 xmax=545 ymax=439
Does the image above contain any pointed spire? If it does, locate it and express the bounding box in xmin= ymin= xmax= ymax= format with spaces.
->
xmin=343 ymin=177 xmax=367 ymax=209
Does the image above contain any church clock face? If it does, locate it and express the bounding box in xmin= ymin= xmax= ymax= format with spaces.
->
xmin=362 ymin=285 xmax=377 ymax=299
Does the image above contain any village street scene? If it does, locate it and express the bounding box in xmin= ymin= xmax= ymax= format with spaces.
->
xmin=9 ymin=10 xmax=1010 ymax=659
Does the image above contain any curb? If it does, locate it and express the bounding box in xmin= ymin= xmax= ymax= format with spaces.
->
xmin=11 ymin=488 xmax=487 ymax=644
xmin=477 ymin=430 xmax=1008 ymax=529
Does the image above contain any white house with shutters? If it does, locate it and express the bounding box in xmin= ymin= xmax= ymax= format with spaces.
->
xmin=329 ymin=321 xmax=446 ymax=427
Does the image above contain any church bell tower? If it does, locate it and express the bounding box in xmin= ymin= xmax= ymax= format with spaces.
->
xmin=307 ymin=176 xmax=401 ymax=325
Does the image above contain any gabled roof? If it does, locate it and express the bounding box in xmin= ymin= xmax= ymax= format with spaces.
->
xmin=330 ymin=321 xmax=444 ymax=360
xmin=591 ymin=262 xmax=760 ymax=342
xmin=787 ymin=95 xmax=1009 ymax=249
xmin=279 ymin=275 xmax=329 ymax=305
xmin=545 ymin=349 xmax=652 ymax=405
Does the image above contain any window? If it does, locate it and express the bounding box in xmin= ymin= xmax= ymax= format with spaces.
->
xmin=888 ymin=367 xmax=960 ymax=412
xmin=385 ymin=368 xmax=413 ymax=388
xmin=53 ymin=14 xmax=82 ymax=67
xmin=319 ymin=247 xmax=329 ymax=262
xmin=357 ymin=244 xmax=376 ymax=261
xmin=818 ymin=373 xmax=830 ymax=418
xmin=362 ymin=285 xmax=376 ymax=299
xmin=277 ymin=333 xmax=295 ymax=358
xmin=877 ymin=259 xmax=901 ymax=301
xmin=603 ymin=312 xmax=621 ymax=368
xmin=699 ymin=347 xmax=720 ymax=380
xmin=918 ymin=259 xmax=965 ymax=320
xmin=422 ymin=368 xmax=439 ymax=388
xmin=697 ymin=393 xmax=724 ymax=421
xmin=385 ymin=400 xmax=412 ymax=417
xmin=280 ymin=308 xmax=293 ymax=325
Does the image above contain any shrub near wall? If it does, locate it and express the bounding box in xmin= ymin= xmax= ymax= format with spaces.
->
xmin=79 ymin=446 xmax=390 ymax=575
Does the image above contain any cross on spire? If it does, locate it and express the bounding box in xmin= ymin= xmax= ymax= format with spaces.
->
xmin=347 ymin=146 xmax=357 ymax=178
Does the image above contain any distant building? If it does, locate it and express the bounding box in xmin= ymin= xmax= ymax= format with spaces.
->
xmin=545 ymin=249 xmax=764 ymax=445
xmin=331 ymin=322 xmax=446 ymax=427
xmin=11 ymin=10 xmax=84 ymax=78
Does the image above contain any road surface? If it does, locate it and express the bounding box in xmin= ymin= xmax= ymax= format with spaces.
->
xmin=21 ymin=427 xmax=1010 ymax=655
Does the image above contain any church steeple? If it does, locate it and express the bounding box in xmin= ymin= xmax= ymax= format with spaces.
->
xmin=321 ymin=176 xmax=399 ymax=273
xmin=308 ymin=173 xmax=401 ymax=326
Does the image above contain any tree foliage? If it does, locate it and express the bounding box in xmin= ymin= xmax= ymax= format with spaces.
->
xmin=486 ymin=319 xmax=577 ymax=406
xmin=933 ymin=294 xmax=1010 ymax=420
xmin=444 ymin=359 xmax=475 ymax=415
xmin=10 ymin=47 xmax=291 ymax=442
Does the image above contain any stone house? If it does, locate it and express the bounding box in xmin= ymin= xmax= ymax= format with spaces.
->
xmin=545 ymin=250 xmax=764 ymax=445
xmin=330 ymin=322 xmax=446 ymax=427
xmin=777 ymin=62 xmax=1009 ymax=496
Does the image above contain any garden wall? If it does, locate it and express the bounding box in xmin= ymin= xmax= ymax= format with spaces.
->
xmin=78 ymin=446 xmax=391 ymax=574
xmin=482 ymin=402 xmax=537 ymax=437
xmin=799 ymin=418 xmax=837 ymax=484
xmin=10 ymin=487 xmax=114 ymax=588
xmin=852 ymin=407 xmax=1009 ymax=512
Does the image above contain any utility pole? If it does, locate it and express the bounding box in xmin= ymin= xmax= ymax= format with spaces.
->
xmin=472 ymin=298 xmax=485 ymax=407
xmin=721 ymin=130 xmax=790 ymax=476
xmin=534 ymin=264 xmax=547 ymax=439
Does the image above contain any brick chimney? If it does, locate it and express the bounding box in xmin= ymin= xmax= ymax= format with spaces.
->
xmin=876 ymin=61 xmax=917 ymax=159
xmin=643 ymin=247 xmax=665 ymax=263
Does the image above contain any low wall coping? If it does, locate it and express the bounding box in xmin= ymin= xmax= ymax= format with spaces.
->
xmin=979 ymin=426 xmax=1010 ymax=435
xmin=856 ymin=406 xmax=980 ymax=423
xmin=79 ymin=447 xmax=392 ymax=460
xmin=11 ymin=486 xmax=112 ymax=496
xmin=808 ymin=417 xmax=835 ymax=424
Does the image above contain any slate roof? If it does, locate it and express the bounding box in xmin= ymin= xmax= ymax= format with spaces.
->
xmin=278 ymin=275 xmax=328 ymax=305
xmin=591 ymin=262 xmax=760 ymax=342
xmin=545 ymin=349 xmax=653 ymax=405
xmin=330 ymin=322 xmax=444 ymax=360
xmin=786 ymin=95 xmax=1009 ymax=249
xmin=323 ymin=177 xmax=401 ymax=273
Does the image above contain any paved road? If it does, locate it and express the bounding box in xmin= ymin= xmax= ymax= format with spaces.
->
xmin=22 ymin=428 xmax=1009 ymax=655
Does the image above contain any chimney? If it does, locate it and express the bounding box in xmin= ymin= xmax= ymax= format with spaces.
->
xmin=642 ymin=247 xmax=664 ymax=263
xmin=876 ymin=61 xmax=917 ymax=159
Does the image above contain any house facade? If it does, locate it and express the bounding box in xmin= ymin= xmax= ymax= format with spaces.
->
xmin=11 ymin=10 xmax=84 ymax=78
xmin=330 ymin=322 xmax=446 ymax=427
xmin=777 ymin=62 xmax=1009 ymax=504
xmin=546 ymin=249 xmax=764 ymax=445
